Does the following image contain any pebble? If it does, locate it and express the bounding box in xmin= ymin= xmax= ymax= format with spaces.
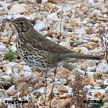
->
xmin=56 ymin=67 xmax=70 ymax=79
xmin=58 ymin=86 xmax=68 ymax=93
xmin=5 ymin=67 xmax=12 ymax=75
xmin=105 ymin=86 xmax=108 ymax=93
xmin=81 ymin=19 xmax=88 ymax=25
xmin=81 ymin=60 xmax=96 ymax=69
xmin=11 ymin=44 xmax=17 ymax=52
xmin=42 ymin=0 xmax=48 ymax=3
xmin=75 ymin=27 xmax=86 ymax=36
xmin=87 ymin=66 xmax=96 ymax=72
xmin=91 ymin=10 xmax=101 ymax=17
xmin=88 ymin=0 xmax=95 ymax=6
xmin=84 ymin=85 xmax=92 ymax=90
xmin=13 ymin=71 xmax=20 ymax=79
xmin=94 ymin=84 xmax=101 ymax=89
xmin=33 ymin=88 xmax=45 ymax=94
xmin=34 ymin=21 xmax=46 ymax=31
xmin=82 ymin=75 xmax=95 ymax=85
xmin=80 ymin=47 xmax=89 ymax=54
xmin=23 ymin=72 xmax=33 ymax=79
xmin=59 ymin=42 xmax=70 ymax=48
xmin=103 ymin=79 xmax=108 ymax=86
xmin=10 ymin=3 xmax=26 ymax=14
xmin=1 ymin=75 xmax=11 ymax=82
xmin=23 ymin=65 xmax=31 ymax=71
xmin=96 ymin=63 xmax=108 ymax=73
xmin=65 ymin=86 xmax=72 ymax=93
xmin=77 ymin=69 xmax=85 ymax=75
xmin=47 ymin=13 xmax=58 ymax=21
xmin=0 ymin=69 xmax=2 ymax=73
xmin=91 ymin=89 xmax=105 ymax=95
xmin=0 ymin=45 xmax=6 ymax=52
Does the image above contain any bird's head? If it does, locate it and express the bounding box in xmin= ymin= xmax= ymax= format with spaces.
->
xmin=12 ymin=17 xmax=33 ymax=33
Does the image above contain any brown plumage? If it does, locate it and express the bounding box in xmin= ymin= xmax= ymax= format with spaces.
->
xmin=12 ymin=17 xmax=101 ymax=72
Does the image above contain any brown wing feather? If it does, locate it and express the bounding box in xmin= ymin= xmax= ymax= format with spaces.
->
xmin=28 ymin=29 xmax=72 ymax=53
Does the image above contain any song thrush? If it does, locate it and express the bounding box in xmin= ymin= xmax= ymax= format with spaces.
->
xmin=11 ymin=17 xmax=101 ymax=72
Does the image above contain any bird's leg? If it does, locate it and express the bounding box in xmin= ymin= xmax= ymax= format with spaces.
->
xmin=44 ymin=67 xmax=48 ymax=106
xmin=49 ymin=67 xmax=57 ymax=108
xmin=31 ymin=71 xmax=46 ymax=91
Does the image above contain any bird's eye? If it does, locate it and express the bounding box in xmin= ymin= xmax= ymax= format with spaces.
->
xmin=19 ymin=21 xmax=24 ymax=25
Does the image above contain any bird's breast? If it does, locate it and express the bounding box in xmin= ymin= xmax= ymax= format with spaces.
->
xmin=16 ymin=39 xmax=56 ymax=72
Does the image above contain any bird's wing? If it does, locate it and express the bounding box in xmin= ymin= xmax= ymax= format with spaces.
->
xmin=28 ymin=30 xmax=72 ymax=53
xmin=34 ymin=41 xmax=72 ymax=53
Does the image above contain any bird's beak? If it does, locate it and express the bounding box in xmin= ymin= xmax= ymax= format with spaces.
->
xmin=10 ymin=20 xmax=15 ymax=25
xmin=11 ymin=20 xmax=14 ymax=24
xmin=10 ymin=20 xmax=17 ymax=28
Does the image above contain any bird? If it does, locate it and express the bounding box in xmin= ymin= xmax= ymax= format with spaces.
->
xmin=11 ymin=17 xmax=101 ymax=72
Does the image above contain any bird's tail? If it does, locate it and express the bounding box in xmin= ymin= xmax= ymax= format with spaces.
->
xmin=59 ymin=52 xmax=101 ymax=60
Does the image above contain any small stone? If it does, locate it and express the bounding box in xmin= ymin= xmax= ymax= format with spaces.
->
xmin=58 ymin=86 xmax=68 ymax=93
xmin=87 ymin=66 xmax=96 ymax=72
xmin=105 ymin=86 xmax=108 ymax=93
xmin=85 ymin=42 xmax=99 ymax=50
xmin=103 ymin=79 xmax=108 ymax=86
xmin=93 ymin=91 xmax=103 ymax=99
xmin=82 ymin=75 xmax=95 ymax=85
xmin=2 ymin=75 xmax=11 ymax=82
xmin=83 ymin=60 xmax=96 ymax=67
xmin=5 ymin=67 xmax=12 ymax=74
xmin=70 ymin=19 xmax=79 ymax=26
xmin=33 ymin=88 xmax=45 ymax=94
xmin=47 ymin=13 xmax=58 ymax=21
xmin=88 ymin=0 xmax=95 ymax=6
xmin=10 ymin=4 xmax=26 ymax=14
xmin=34 ymin=21 xmax=46 ymax=31
xmin=77 ymin=69 xmax=85 ymax=75
xmin=23 ymin=65 xmax=31 ymax=71
xmin=56 ymin=67 xmax=70 ymax=79
xmin=0 ymin=45 xmax=6 ymax=51
xmin=91 ymin=10 xmax=101 ymax=17
xmin=81 ymin=63 xmax=87 ymax=70
xmin=23 ymin=72 xmax=33 ymax=79
xmin=65 ymin=86 xmax=72 ymax=93
xmin=96 ymin=63 xmax=108 ymax=74
xmin=42 ymin=0 xmax=48 ymax=3
xmin=75 ymin=27 xmax=86 ymax=36
xmin=93 ymin=72 xmax=102 ymax=80
xmin=59 ymin=42 xmax=70 ymax=48
xmin=13 ymin=71 xmax=20 ymax=78
xmin=82 ymin=19 xmax=88 ymax=25
xmin=14 ymin=64 xmax=23 ymax=71
xmin=80 ymin=47 xmax=89 ymax=54
xmin=68 ymin=74 xmax=75 ymax=81
xmin=63 ymin=63 xmax=77 ymax=71
xmin=59 ymin=93 xmax=72 ymax=99
xmin=94 ymin=84 xmax=101 ymax=89
xmin=11 ymin=44 xmax=17 ymax=52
